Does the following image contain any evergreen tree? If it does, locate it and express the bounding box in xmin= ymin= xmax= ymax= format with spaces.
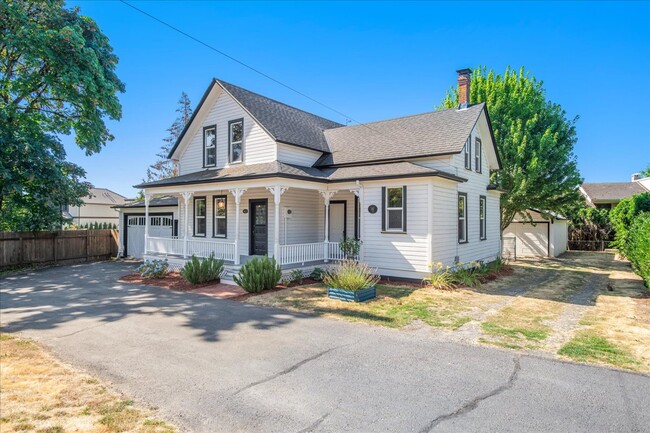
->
xmin=145 ymin=92 xmax=192 ymax=182
xmin=440 ymin=66 xmax=583 ymax=231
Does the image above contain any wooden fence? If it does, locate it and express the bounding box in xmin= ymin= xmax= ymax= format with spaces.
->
xmin=0 ymin=229 xmax=118 ymax=269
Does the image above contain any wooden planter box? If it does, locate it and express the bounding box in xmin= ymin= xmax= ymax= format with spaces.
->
xmin=327 ymin=286 xmax=376 ymax=302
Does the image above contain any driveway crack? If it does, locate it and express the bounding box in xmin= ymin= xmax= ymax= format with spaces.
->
xmin=419 ymin=355 xmax=521 ymax=433
xmin=232 ymin=344 xmax=347 ymax=396
xmin=296 ymin=410 xmax=332 ymax=433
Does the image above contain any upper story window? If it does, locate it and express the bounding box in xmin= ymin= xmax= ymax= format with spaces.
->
xmin=213 ymin=195 xmax=227 ymax=238
xmin=229 ymin=119 xmax=244 ymax=163
xmin=382 ymin=186 xmax=407 ymax=232
xmin=203 ymin=126 xmax=216 ymax=167
xmin=475 ymin=138 xmax=482 ymax=173
xmin=464 ymin=137 xmax=471 ymax=170
xmin=458 ymin=193 xmax=468 ymax=243
xmin=479 ymin=195 xmax=487 ymax=240
xmin=194 ymin=196 xmax=206 ymax=237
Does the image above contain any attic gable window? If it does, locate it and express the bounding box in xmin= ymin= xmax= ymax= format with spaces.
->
xmin=464 ymin=137 xmax=471 ymax=170
xmin=203 ymin=126 xmax=216 ymax=167
xmin=475 ymin=137 xmax=482 ymax=173
xmin=229 ymin=119 xmax=244 ymax=163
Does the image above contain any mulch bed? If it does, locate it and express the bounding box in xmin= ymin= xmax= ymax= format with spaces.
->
xmin=119 ymin=272 xmax=222 ymax=292
xmin=478 ymin=265 xmax=514 ymax=284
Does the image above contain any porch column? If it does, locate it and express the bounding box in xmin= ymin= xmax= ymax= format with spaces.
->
xmin=181 ymin=192 xmax=193 ymax=258
xmin=266 ymin=186 xmax=288 ymax=261
xmin=355 ymin=182 xmax=365 ymax=261
xmin=320 ymin=190 xmax=335 ymax=262
xmin=229 ymin=188 xmax=247 ymax=265
xmin=143 ymin=193 xmax=150 ymax=255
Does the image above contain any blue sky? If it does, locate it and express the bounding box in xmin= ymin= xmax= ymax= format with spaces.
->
xmin=64 ymin=1 xmax=650 ymax=198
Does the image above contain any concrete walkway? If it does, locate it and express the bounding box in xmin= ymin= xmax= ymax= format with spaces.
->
xmin=1 ymin=261 xmax=648 ymax=433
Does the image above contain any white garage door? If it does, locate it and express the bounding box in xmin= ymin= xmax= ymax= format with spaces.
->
xmin=126 ymin=215 xmax=173 ymax=258
xmin=504 ymin=222 xmax=549 ymax=258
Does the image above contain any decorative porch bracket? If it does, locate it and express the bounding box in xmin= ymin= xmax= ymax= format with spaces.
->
xmin=266 ymin=186 xmax=289 ymax=259
xmin=229 ymin=188 xmax=247 ymax=265
xmin=319 ymin=190 xmax=336 ymax=262
xmin=181 ymin=192 xmax=193 ymax=258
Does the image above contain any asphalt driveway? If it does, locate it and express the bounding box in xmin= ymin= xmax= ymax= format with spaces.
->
xmin=1 ymin=261 xmax=648 ymax=433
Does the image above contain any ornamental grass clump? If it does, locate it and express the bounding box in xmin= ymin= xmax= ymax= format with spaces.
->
xmin=234 ymin=256 xmax=282 ymax=293
xmin=180 ymin=253 xmax=225 ymax=285
xmin=323 ymin=260 xmax=379 ymax=292
xmin=136 ymin=259 xmax=169 ymax=279
xmin=423 ymin=262 xmax=455 ymax=290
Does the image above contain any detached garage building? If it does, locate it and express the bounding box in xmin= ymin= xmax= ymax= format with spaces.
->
xmin=114 ymin=196 xmax=179 ymax=258
xmin=503 ymin=209 xmax=568 ymax=258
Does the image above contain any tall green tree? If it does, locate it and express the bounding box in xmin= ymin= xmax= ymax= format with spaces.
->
xmin=0 ymin=0 xmax=124 ymax=231
xmin=640 ymin=164 xmax=650 ymax=178
xmin=145 ymin=92 xmax=192 ymax=182
xmin=440 ymin=66 xmax=583 ymax=230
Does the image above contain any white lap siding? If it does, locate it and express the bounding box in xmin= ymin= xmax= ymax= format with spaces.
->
xmin=178 ymin=90 xmax=276 ymax=175
xmin=361 ymin=181 xmax=430 ymax=279
xmin=277 ymin=143 xmax=322 ymax=167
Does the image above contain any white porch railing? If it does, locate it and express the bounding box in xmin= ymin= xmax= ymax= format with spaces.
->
xmin=277 ymin=241 xmax=350 ymax=265
xmin=146 ymin=237 xmax=236 ymax=262
xmin=278 ymin=242 xmax=325 ymax=265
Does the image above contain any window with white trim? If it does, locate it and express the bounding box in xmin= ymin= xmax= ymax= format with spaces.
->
xmin=229 ymin=119 xmax=243 ymax=163
xmin=479 ymin=195 xmax=487 ymax=240
xmin=203 ymin=126 xmax=216 ymax=167
xmin=458 ymin=193 xmax=468 ymax=243
xmin=475 ymin=137 xmax=482 ymax=173
xmin=383 ymin=186 xmax=406 ymax=232
xmin=194 ymin=197 xmax=206 ymax=236
xmin=464 ymin=137 xmax=471 ymax=170
xmin=213 ymin=195 xmax=227 ymax=238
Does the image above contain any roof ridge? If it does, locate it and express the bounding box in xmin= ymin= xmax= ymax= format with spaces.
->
xmin=215 ymin=78 xmax=343 ymax=127
xmin=325 ymin=102 xmax=485 ymax=131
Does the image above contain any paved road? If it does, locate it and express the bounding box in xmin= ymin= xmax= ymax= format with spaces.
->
xmin=1 ymin=262 xmax=648 ymax=433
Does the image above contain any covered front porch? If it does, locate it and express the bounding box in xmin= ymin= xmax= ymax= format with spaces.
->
xmin=141 ymin=181 xmax=362 ymax=268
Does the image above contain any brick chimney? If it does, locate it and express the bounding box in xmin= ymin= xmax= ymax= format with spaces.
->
xmin=457 ymin=68 xmax=472 ymax=109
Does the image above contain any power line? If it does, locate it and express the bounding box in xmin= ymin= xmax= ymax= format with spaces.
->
xmin=119 ymin=0 xmax=362 ymax=126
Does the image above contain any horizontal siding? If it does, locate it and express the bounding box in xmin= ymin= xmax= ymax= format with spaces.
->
xmin=179 ymin=91 xmax=276 ymax=175
xmin=362 ymin=182 xmax=429 ymax=275
xmin=277 ymin=143 xmax=322 ymax=167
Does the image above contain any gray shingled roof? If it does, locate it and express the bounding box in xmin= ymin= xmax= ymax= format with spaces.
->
xmin=114 ymin=196 xmax=179 ymax=208
xmin=135 ymin=161 xmax=465 ymax=189
xmin=318 ymin=103 xmax=486 ymax=166
xmin=581 ymin=182 xmax=648 ymax=202
xmin=217 ymin=79 xmax=343 ymax=153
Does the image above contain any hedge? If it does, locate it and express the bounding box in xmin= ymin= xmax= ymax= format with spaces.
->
xmin=626 ymin=212 xmax=650 ymax=288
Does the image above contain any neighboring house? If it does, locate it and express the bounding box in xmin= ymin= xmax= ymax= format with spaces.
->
xmin=503 ymin=209 xmax=568 ymax=258
xmin=64 ymin=188 xmax=127 ymax=226
xmin=121 ymin=69 xmax=503 ymax=280
xmin=580 ymin=174 xmax=649 ymax=210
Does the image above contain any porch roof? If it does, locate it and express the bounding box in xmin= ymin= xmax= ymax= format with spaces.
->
xmin=135 ymin=161 xmax=466 ymax=189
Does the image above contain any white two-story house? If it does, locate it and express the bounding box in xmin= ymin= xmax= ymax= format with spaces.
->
xmin=119 ymin=69 xmax=503 ymax=280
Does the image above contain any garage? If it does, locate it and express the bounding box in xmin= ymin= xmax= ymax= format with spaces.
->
xmin=113 ymin=197 xmax=179 ymax=259
xmin=503 ymin=209 xmax=568 ymax=258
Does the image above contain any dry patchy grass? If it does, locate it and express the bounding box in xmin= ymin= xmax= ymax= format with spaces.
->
xmin=0 ymin=333 xmax=176 ymax=433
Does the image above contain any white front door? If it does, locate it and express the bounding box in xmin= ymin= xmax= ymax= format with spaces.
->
xmin=329 ymin=202 xmax=346 ymax=242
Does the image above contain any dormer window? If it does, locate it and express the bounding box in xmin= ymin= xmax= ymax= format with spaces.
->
xmin=203 ymin=125 xmax=216 ymax=167
xmin=229 ymin=119 xmax=244 ymax=163
xmin=464 ymin=137 xmax=471 ymax=170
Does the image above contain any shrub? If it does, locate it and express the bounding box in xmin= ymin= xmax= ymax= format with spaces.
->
xmin=234 ymin=256 xmax=282 ymax=293
xmin=338 ymin=237 xmax=361 ymax=259
xmin=310 ymin=267 xmax=325 ymax=281
xmin=423 ymin=262 xmax=455 ymax=290
xmin=180 ymin=254 xmax=225 ymax=285
xmin=323 ymin=260 xmax=379 ymax=291
xmin=289 ymin=269 xmax=305 ymax=285
xmin=610 ymin=192 xmax=650 ymax=255
xmin=136 ymin=259 xmax=169 ymax=279
xmin=626 ymin=212 xmax=650 ymax=287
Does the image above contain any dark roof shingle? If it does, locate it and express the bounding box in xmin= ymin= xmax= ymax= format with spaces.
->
xmin=581 ymin=182 xmax=648 ymax=202
xmin=217 ymin=79 xmax=342 ymax=153
xmin=318 ymin=103 xmax=485 ymax=166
